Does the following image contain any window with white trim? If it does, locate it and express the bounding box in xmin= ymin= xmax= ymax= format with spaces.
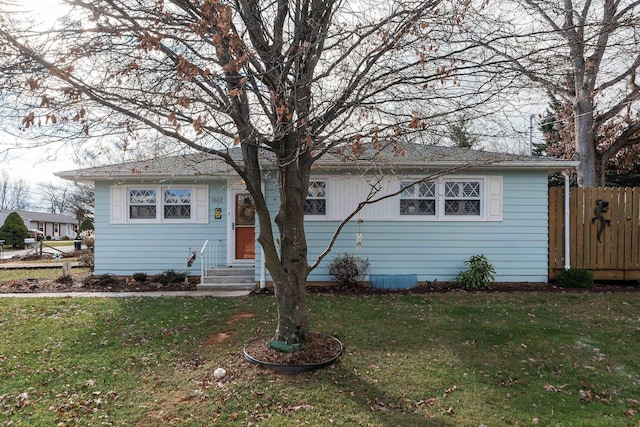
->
xmin=305 ymin=181 xmax=327 ymax=215
xmin=398 ymin=178 xmax=486 ymax=220
xmin=443 ymin=180 xmax=481 ymax=216
xmin=400 ymin=181 xmax=436 ymax=216
xmin=111 ymin=185 xmax=209 ymax=224
xmin=163 ymin=189 xmax=191 ymax=219
xmin=127 ymin=187 xmax=192 ymax=222
xmin=129 ymin=188 xmax=157 ymax=219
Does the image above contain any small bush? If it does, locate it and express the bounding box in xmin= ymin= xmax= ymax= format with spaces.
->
xmin=0 ymin=212 xmax=29 ymax=248
xmin=456 ymin=254 xmax=495 ymax=290
xmin=132 ymin=272 xmax=148 ymax=283
xmin=556 ymin=268 xmax=594 ymax=288
xmin=77 ymin=251 xmax=95 ymax=270
xmin=80 ymin=230 xmax=95 ymax=248
xmin=156 ymin=269 xmax=188 ymax=284
xmin=82 ymin=236 xmax=95 ymax=249
xmin=55 ymin=275 xmax=74 ymax=285
xmin=328 ymin=253 xmax=370 ymax=287
xmin=83 ymin=274 xmax=117 ymax=287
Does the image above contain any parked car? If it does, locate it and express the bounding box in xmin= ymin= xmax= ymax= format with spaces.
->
xmin=28 ymin=229 xmax=45 ymax=241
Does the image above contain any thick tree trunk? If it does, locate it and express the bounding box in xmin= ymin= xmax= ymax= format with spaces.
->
xmin=271 ymin=186 xmax=311 ymax=341
xmin=272 ymin=268 xmax=310 ymax=343
xmin=256 ymin=192 xmax=312 ymax=343
xmin=574 ymin=96 xmax=598 ymax=188
xmin=253 ymin=142 xmax=312 ymax=345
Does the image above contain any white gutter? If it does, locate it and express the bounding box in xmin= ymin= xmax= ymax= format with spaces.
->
xmin=562 ymin=171 xmax=571 ymax=270
xmin=313 ymin=160 xmax=580 ymax=171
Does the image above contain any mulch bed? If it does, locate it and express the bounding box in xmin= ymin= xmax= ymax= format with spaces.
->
xmin=2 ymin=272 xmax=640 ymax=294
xmin=243 ymin=333 xmax=342 ymax=367
xmin=0 ymin=272 xmax=197 ymax=293
xmin=304 ymin=281 xmax=640 ymax=295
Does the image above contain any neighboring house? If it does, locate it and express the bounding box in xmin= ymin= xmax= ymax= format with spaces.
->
xmin=56 ymin=145 xmax=577 ymax=285
xmin=0 ymin=209 xmax=78 ymax=240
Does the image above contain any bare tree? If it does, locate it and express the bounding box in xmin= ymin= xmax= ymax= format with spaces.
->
xmin=68 ymin=183 xmax=94 ymax=222
xmin=39 ymin=182 xmax=72 ymax=214
xmin=469 ymin=0 xmax=640 ymax=187
xmin=0 ymin=169 xmax=29 ymax=210
xmin=0 ymin=0 xmax=495 ymax=344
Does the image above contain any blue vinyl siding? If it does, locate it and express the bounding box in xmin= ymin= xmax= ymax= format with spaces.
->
xmin=256 ymin=171 xmax=551 ymax=283
xmin=96 ymin=170 xmax=552 ymax=282
xmin=93 ymin=180 xmax=228 ymax=276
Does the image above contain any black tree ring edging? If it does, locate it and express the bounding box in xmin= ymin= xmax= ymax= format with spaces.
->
xmin=243 ymin=335 xmax=343 ymax=373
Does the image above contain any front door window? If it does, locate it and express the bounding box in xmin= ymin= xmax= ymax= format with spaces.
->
xmin=235 ymin=194 xmax=255 ymax=260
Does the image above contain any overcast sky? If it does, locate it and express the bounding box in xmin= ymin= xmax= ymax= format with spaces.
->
xmin=0 ymin=134 xmax=76 ymax=210
xmin=2 ymin=138 xmax=77 ymax=185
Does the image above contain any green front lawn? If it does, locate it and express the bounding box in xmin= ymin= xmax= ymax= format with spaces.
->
xmin=1 ymin=293 xmax=639 ymax=426
xmin=41 ymin=241 xmax=76 ymax=248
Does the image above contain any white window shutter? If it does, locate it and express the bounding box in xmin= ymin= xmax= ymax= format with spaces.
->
xmin=486 ymin=176 xmax=503 ymax=221
xmin=111 ymin=186 xmax=125 ymax=224
xmin=194 ymin=185 xmax=209 ymax=223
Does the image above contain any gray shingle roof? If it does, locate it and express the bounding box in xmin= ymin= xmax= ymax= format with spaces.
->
xmin=56 ymin=144 xmax=577 ymax=183
xmin=0 ymin=209 xmax=78 ymax=225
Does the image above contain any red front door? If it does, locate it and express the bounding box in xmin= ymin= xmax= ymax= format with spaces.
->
xmin=235 ymin=194 xmax=255 ymax=260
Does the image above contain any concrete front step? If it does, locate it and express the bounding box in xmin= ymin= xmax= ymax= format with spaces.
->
xmin=200 ymin=275 xmax=255 ymax=284
xmin=198 ymin=266 xmax=255 ymax=291
xmin=196 ymin=282 xmax=256 ymax=292
xmin=205 ymin=267 xmax=255 ymax=276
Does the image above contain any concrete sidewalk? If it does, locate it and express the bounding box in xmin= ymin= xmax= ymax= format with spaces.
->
xmin=0 ymin=290 xmax=252 ymax=298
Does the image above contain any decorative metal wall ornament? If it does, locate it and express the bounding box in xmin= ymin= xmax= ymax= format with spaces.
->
xmin=356 ymin=218 xmax=363 ymax=250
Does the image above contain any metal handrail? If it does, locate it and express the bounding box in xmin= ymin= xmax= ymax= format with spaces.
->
xmin=200 ymin=239 xmax=218 ymax=284
xmin=200 ymin=240 xmax=208 ymax=284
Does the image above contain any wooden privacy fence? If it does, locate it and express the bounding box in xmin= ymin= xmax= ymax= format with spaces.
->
xmin=549 ymin=187 xmax=640 ymax=280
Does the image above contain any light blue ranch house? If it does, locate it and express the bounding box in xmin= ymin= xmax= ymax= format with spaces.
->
xmin=56 ymin=145 xmax=577 ymax=289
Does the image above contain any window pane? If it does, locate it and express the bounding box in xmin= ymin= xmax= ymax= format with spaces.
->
xmin=400 ymin=181 xmax=436 ymax=216
xmin=129 ymin=189 xmax=156 ymax=204
xmin=163 ymin=189 xmax=191 ymax=219
xmin=304 ymin=199 xmax=326 ymax=215
xmin=445 ymin=200 xmax=480 ymax=215
xmin=443 ymin=180 xmax=481 ymax=216
xmin=164 ymin=205 xmax=191 ymax=219
xmin=400 ymin=199 xmax=436 ymax=215
xmin=401 ymin=181 xmax=435 ymax=198
xmin=130 ymin=205 xmax=157 ymax=219
xmin=462 ymin=182 xmax=480 ymax=197
xmin=306 ymin=181 xmax=327 ymax=215
xmin=445 ymin=182 xmax=459 ymax=197
xmin=307 ymin=181 xmax=326 ymax=198
xmin=418 ymin=182 xmax=436 ymax=197
xmin=164 ymin=189 xmax=191 ymax=204
xmin=129 ymin=189 xmax=157 ymax=219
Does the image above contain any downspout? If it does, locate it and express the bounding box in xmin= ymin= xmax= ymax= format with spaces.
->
xmin=259 ymin=180 xmax=266 ymax=289
xmin=260 ymin=246 xmax=266 ymax=289
xmin=529 ymin=114 xmax=535 ymax=155
xmin=562 ymin=171 xmax=571 ymax=270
